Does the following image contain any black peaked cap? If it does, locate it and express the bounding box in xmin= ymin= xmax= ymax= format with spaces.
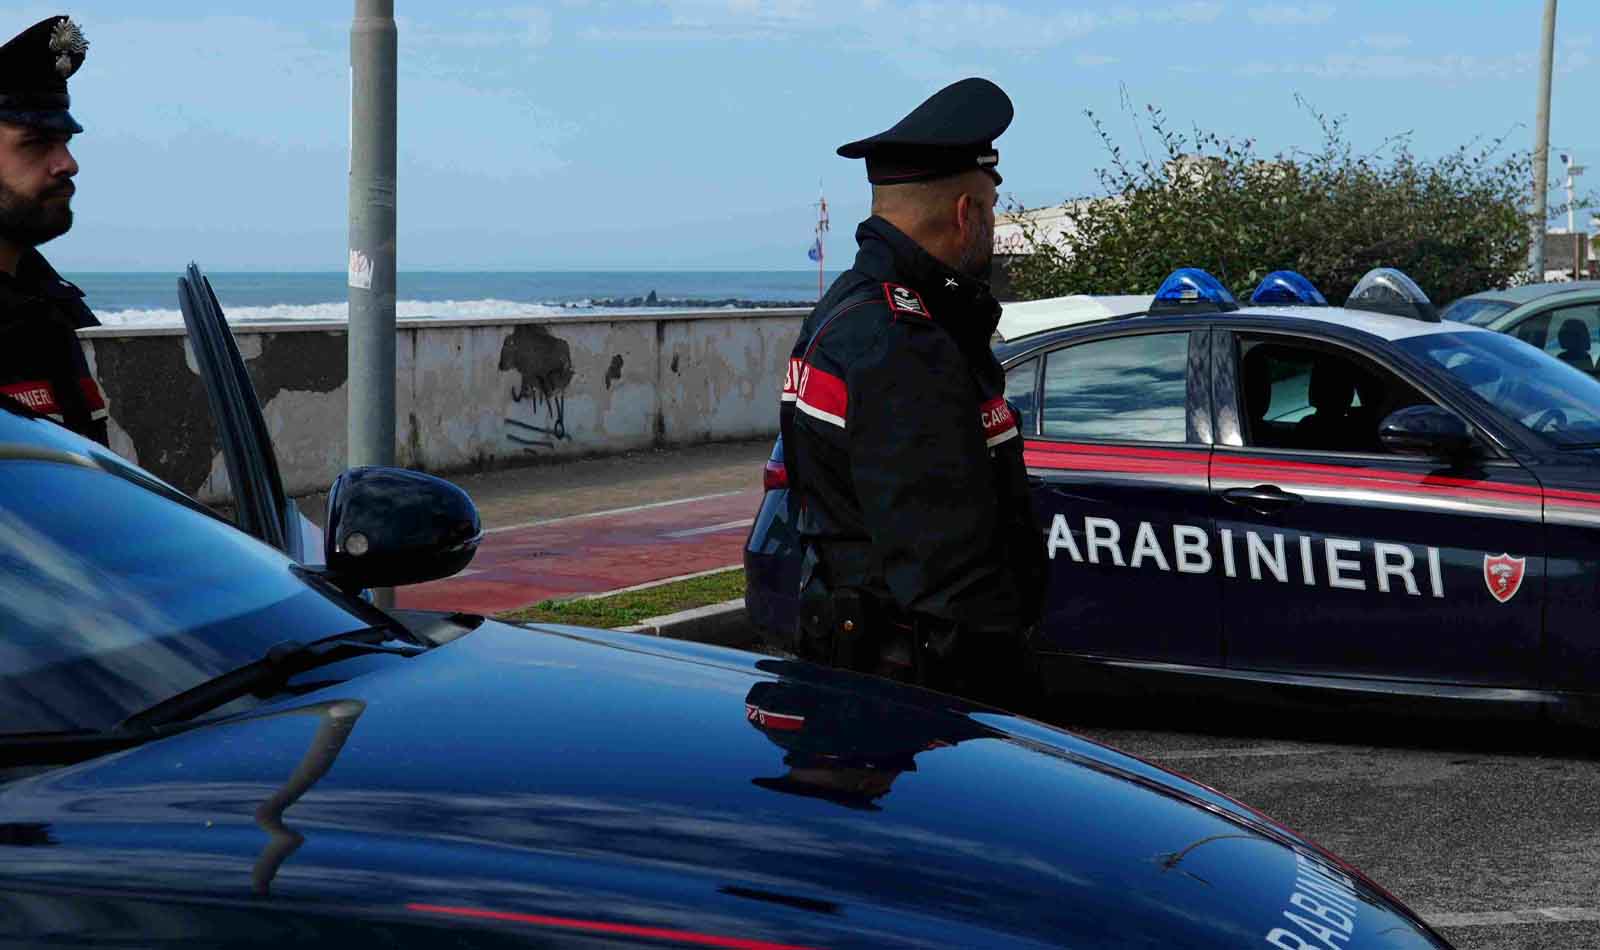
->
xmin=837 ymin=77 xmax=1012 ymax=186
xmin=0 ymin=16 xmax=87 ymax=133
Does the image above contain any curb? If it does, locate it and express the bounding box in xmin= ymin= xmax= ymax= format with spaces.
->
xmin=621 ymin=598 xmax=752 ymax=647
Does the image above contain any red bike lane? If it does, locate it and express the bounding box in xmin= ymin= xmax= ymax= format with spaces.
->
xmin=395 ymin=489 xmax=764 ymax=615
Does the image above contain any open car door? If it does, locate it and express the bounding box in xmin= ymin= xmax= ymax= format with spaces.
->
xmin=177 ymin=262 xmax=312 ymax=563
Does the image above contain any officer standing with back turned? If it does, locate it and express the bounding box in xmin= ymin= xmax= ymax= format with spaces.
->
xmin=0 ymin=15 xmax=106 ymax=445
xmin=779 ymin=78 xmax=1046 ymax=705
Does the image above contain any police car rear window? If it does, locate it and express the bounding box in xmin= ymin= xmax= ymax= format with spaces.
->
xmin=1040 ymin=333 xmax=1189 ymax=443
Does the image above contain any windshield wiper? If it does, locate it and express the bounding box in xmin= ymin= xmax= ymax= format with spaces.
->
xmin=117 ymin=626 xmax=425 ymax=733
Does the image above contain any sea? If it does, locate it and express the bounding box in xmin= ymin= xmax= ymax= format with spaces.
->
xmin=66 ymin=270 xmax=846 ymax=326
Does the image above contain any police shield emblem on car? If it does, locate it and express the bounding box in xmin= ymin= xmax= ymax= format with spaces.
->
xmin=1483 ymin=553 xmax=1527 ymax=604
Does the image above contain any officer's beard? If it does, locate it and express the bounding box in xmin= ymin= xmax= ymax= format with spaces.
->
xmin=0 ymin=178 xmax=72 ymax=248
xmin=957 ymin=208 xmax=993 ymax=282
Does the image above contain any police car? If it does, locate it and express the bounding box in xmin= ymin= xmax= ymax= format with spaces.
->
xmin=748 ymin=265 xmax=1600 ymax=723
xmin=0 ymin=266 xmax=1449 ymax=947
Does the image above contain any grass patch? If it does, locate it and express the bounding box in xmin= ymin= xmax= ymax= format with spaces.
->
xmin=498 ymin=568 xmax=745 ymax=629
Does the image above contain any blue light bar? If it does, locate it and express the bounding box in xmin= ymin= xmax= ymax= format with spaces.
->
xmin=1343 ymin=268 xmax=1438 ymax=322
xmin=1250 ymin=270 xmax=1328 ymax=307
xmin=1148 ymin=268 xmax=1239 ymax=315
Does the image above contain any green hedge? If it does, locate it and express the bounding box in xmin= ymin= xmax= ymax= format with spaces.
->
xmin=1007 ymin=99 xmax=1554 ymax=308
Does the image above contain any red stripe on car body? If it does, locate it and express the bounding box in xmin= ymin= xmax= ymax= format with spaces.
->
xmin=1025 ymin=440 xmax=1207 ymax=463
xmin=1020 ymin=441 xmax=1600 ymax=512
xmin=1213 ymin=451 xmax=1547 ymax=500
xmin=405 ymin=904 xmax=818 ymax=950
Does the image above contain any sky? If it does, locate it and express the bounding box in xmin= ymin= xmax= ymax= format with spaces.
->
xmin=10 ymin=1 xmax=1597 ymax=271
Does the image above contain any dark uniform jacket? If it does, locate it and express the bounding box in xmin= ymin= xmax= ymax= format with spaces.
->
xmin=780 ymin=216 xmax=1046 ymax=642
xmin=0 ymin=249 xmax=106 ymax=445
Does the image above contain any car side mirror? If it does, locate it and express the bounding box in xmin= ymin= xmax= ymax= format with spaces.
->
xmin=1378 ymin=405 xmax=1476 ymax=460
xmin=323 ymin=467 xmax=482 ymax=591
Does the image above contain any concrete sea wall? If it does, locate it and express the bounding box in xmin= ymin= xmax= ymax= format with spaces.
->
xmin=80 ymin=309 xmax=805 ymax=504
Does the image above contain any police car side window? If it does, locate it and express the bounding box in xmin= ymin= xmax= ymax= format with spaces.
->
xmin=1040 ymin=333 xmax=1189 ymax=443
xmin=1238 ymin=338 xmax=1430 ymax=455
xmin=1004 ymin=358 xmax=1038 ymax=436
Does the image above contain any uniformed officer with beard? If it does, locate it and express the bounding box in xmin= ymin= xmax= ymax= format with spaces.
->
xmin=0 ymin=15 xmax=106 ymax=445
xmin=778 ymin=78 xmax=1047 ymax=706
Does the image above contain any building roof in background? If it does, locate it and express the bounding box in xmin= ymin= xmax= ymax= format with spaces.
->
xmin=993 ymin=201 xmax=1098 ymax=255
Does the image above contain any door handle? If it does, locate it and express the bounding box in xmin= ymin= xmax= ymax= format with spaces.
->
xmin=1221 ymin=485 xmax=1303 ymax=513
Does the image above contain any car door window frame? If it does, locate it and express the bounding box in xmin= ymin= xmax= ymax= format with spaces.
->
xmin=1002 ymin=355 xmax=1042 ymax=438
xmin=1211 ymin=326 xmax=1515 ymax=462
xmin=1020 ymin=327 xmax=1212 ymax=447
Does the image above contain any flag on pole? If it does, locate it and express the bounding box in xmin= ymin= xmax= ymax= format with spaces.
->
xmin=811 ymin=183 xmax=828 ymax=295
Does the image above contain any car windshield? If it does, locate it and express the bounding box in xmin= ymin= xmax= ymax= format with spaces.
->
xmin=0 ymin=447 xmax=376 ymax=736
xmin=1396 ymin=331 xmax=1600 ymax=448
xmin=1440 ymin=298 xmax=1515 ymax=326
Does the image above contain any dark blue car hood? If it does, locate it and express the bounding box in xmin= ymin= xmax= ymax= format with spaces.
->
xmin=0 ymin=621 xmax=1446 ymax=948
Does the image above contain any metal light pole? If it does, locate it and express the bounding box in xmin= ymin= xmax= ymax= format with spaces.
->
xmin=1531 ymin=0 xmax=1557 ymax=280
xmin=348 ymin=0 xmax=397 ymax=470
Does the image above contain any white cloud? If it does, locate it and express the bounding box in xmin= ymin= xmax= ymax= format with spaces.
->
xmin=586 ymin=1 xmax=1227 ymax=56
xmin=1075 ymin=53 xmax=1118 ymax=67
xmin=408 ymin=8 xmax=556 ymax=50
xmin=1358 ymin=32 xmax=1410 ymax=51
xmin=1150 ymin=2 xmax=1225 ymax=25
xmin=1237 ymin=51 xmax=1532 ymax=83
xmin=1247 ymin=4 xmax=1335 ymax=26
xmin=506 ymin=7 xmax=556 ymax=46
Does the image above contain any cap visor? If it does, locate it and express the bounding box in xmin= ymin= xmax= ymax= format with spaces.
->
xmin=0 ymin=110 xmax=82 ymax=134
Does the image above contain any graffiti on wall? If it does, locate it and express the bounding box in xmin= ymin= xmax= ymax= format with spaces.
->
xmin=498 ymin=324 xmax=574 ymax=451
xmin=95 ymin=332 xmax=347 ymax=497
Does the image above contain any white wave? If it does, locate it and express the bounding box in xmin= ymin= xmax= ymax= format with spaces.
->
xmin=95 ymin=297 xmax=588 ymax=326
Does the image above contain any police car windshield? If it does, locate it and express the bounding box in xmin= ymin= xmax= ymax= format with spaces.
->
xmin=1396 ymin=331 xmax=1600 ymax=448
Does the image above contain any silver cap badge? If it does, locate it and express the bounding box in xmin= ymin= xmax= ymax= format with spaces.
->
xmin=49 ymin=18 xmax=87 ymax=79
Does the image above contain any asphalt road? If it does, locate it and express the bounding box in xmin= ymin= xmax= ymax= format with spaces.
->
xmin=1052 ymin=698 xmax=1600 ymax=950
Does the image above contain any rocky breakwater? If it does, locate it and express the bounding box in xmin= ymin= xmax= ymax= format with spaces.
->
xmin=579 ymin=289 xmax=813 ymax=310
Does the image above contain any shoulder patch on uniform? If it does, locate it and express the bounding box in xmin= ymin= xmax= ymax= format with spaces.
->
xmin=980 ymin=396 xmax=1018 ymax=448
xmin=883 ymin=282 xmax=929 ymax=318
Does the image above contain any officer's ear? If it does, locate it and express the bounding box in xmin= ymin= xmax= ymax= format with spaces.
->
xmin=953 ymin=191 xmax=975 ymax=238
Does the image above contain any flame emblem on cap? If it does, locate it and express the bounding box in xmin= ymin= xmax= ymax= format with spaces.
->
xmin=49 ymin=18 xmax=87 ymax=79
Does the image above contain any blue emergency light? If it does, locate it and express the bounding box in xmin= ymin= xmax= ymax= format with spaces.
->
xmin=1149 ymin=268 xmax=1239 ymax=315
xmin=1343 ymin=268 xmax=1439 ymax=322
xmin=1249 ymin=270 xmax=1328 ymax=307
